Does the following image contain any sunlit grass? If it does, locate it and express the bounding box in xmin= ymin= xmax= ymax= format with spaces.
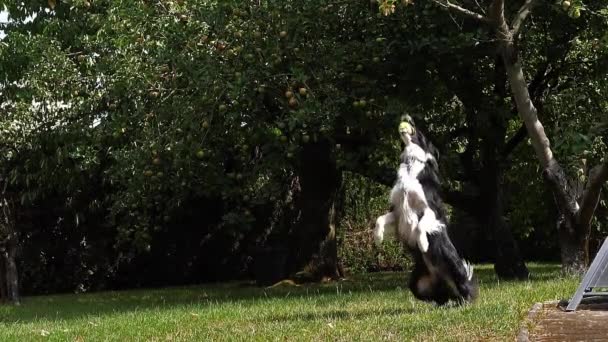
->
xmin=0 ymin=263 xmax=578 ymax=341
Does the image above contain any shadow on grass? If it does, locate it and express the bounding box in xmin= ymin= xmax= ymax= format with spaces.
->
xmin=472 ymin=263 xmax=565 ymax=285
xmin=267 ymin=307 xmax=417 ymax=323
xmin=0 ymin=263 xmax=563 ymax=324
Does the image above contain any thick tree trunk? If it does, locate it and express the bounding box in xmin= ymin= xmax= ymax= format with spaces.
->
xmin=543 ymin=163 xmax=608 ymax=274
xmin=480 ymin=147 xmax=529 ymax=279
xmin=287 ymin=140 xmax=343 ymax=282
xmin=558 ymin=220 xmax=588 ymax=275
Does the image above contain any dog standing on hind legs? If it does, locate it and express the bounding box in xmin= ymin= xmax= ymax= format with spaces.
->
xmin=374 ymin=116 xmax=478 ymax=305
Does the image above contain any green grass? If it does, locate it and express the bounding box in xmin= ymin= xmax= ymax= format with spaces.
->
xmin=0 ymin=263 xmax=578 ymax=341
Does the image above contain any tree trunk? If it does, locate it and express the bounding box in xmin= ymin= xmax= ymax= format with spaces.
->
xmin=558 ymin=219 xmax=588 ymax=275
xmin=480 ymin=142 xmax=529 ymax=279
xmin=0 ymin=197 xmax=20 ymax=304
xmin=543 ymin=163 xmax=592 ymax=274
xmin=287 ymin=140 xmax=343 ymax=282
xmin=3 ymin=234 xmax=20 ymax=304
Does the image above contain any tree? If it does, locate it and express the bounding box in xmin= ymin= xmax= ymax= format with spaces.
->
xmin=0 ymin=0 xmax=419 ymax=287
xmin=378 ymin=0 xmax=608 ymax=274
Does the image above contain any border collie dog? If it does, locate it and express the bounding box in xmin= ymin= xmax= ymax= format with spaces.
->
xmin=374 ymin=116 xmax=478 ymax=305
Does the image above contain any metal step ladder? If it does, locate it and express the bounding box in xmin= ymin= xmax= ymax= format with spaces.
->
xmin=566 ymin=237 xmax=608 ymax=311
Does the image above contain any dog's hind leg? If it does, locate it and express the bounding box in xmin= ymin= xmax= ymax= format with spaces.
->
xmin=425 ymin=232 xmax=478 ymax=303
xmin=408 ymin=248 xmax=452 ymax=305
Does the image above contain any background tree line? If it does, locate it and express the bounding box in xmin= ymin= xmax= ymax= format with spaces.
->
xmin=0 ymin=0 xmax=606 ymax=304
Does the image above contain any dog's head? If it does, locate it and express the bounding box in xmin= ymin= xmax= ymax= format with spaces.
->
xmin=398 ymin=115 xmax=416 ymax=145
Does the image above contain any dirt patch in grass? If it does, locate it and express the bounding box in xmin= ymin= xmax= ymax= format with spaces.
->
xmin=519 ymin=300 xmax=608 ymax=341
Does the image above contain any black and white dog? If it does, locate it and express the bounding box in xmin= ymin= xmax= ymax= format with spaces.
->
xmin=374 ymin=116 xmax=478 ymax=305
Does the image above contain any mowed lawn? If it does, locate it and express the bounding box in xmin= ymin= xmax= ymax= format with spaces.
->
xmin=0 ymin=264 xmax=578 ymax=341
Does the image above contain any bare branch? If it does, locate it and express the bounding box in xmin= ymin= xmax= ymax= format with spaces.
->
xmin=511 ymin=0 xmax=537 ymax=37
xmin=430 ymin=0 xmax=491 ymax=24
xmin=577 ymin=162 xmax=608 ymax=229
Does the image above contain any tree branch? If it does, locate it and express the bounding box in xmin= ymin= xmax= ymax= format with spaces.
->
xmin=511 ymin=0 xmax=537 ymax=37
xmin=501 ymin=124 xmax=527 ymax=158
xmin=443 ymin=187 xmax=481 ymax=213
xmin=430 ymin=0 xmax=491 ymax=23
xmin=543 ymin=163 xmax=580 ymax=218
xmin=577 ymin=162 xmax=608 ymax=229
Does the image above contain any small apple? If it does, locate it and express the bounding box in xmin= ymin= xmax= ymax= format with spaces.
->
xmin=298 ymin=87 xmax=307 ymax=96
xmin=302 ymin=134 xmax=310 ymax=143
xmin=152 ymin=158 xmax=161 ymax=165
xmin=196 ymin=150 xmax=205 ymax=159
xmin=562 ymin=0 xmax=571 ymax=10
xmin=279 ymin=30 xmax=288 ymax=38
xmin=144 ymin=170 xmax=154 ymax=177
xmin=288 ymin=98 xmax=298 ymax=108
xmin=219 ymin=104 xmax=227 ymax=112
xmin=202 ymin=120 xmax=210 ymax=129
xmin=285 ymin=90 xmax=294 ymax=99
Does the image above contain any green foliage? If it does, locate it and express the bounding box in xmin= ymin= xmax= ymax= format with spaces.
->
xmin=338 ymin=173 xmax=411 ymax=274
